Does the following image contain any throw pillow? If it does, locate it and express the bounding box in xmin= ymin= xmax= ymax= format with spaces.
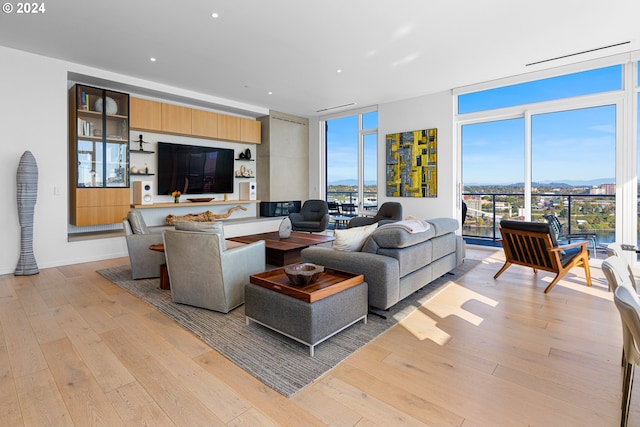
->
xmin=334 ymin=222 xmax=378 ymax=251
xmin=127 ymin=210 xmax=149 ymax=235
xmin=174 ymin=221 xmax=226 ymax=251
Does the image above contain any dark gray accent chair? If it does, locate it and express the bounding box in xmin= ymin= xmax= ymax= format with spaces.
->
xmin=289 ymin=199 xmax=330 ymax=232
xmin=348 ymin=202 xmax=403 ymax=228
xmin=122 ymin=209 xmax=172 ymax=279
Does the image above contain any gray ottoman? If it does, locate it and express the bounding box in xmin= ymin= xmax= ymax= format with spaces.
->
xmin=245 ymin=281 xmax=368 ymax=356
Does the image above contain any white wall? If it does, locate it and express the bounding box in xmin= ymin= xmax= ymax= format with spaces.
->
xmin=0 ymin=46 xmax=125 ymax=274
xmin=308 ymin=91 xmax=457 ymax=221
xmin=0 ymin=46 xmax=268 ymax=275
xmin=378 ymin=91 xmax=457 ymax=219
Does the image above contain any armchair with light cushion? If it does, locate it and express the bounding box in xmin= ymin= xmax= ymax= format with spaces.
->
xmin=289 ymin=199 xmax=330 ymax=232
xmin=122 ymin=209 xmax=173 ymax=279
xmin=162 ymin=222 xmax=266 ymax=313
xmin=348 ymin=202 xmax=403 ymax=228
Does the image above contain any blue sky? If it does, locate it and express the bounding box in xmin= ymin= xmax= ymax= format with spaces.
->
xmin=461 ymin=66 xmax=620 ymax=185
xmin=462 ymin=105 xmax=617 ymax=185
xmin=325 ymin=66 xmax=624 ymax=187
xmin=326 ymin=113 xmax=378 ymax=184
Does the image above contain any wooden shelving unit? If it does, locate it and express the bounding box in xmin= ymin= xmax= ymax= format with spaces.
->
xmin=69 ymin=84 xmax=130 ymax=226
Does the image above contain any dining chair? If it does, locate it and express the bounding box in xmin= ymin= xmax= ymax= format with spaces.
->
xmin=603 ymin=255 xmax=639 ymax=368
xmin=613 ymin=285 xmax=640 ymax=426
xmin=606 ymin=243 xmax=638 ymax=291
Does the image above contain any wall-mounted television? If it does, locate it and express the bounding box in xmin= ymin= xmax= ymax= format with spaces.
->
xmin=157 ymin=142 xmax=234 ymax=195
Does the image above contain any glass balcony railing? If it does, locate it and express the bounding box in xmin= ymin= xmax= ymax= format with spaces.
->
xmin=462 ymin=192 xmax=616 ymax=256
xmin=327 ymin=190 xmax=378 ymax=212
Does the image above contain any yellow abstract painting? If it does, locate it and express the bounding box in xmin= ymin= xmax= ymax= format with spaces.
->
xmin=386 ymin=128 xmax=437 ymax=197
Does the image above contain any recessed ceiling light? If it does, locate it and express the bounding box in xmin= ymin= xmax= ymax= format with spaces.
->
xmin=150 ymin=57 xmax=157 ymax=62
xmin=337 ymin=69 xmax=342 ymax=73
xmin=211 ymin=12 xmax=219 ymax=18
xmin=268 ymin=91 xmax=273 ymax=95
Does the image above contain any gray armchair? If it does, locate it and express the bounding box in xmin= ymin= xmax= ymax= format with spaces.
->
xmin=289 ymin=199 xmax=330 ymax=232
xmin=348 ymin=202 xmax=403 ymax=228
xmin=123 ymin=209 xmax=172 ymax=279
xmin=162 ymin=228 xmax=265 ymax=313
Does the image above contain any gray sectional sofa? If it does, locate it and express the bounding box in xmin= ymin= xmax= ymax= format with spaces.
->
xmin=301 ymin=218 xmax=465 ymax=311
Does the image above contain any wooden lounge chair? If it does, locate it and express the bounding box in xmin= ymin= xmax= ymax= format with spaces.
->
xmin=494 ymin=219 xmax=592 ymax=294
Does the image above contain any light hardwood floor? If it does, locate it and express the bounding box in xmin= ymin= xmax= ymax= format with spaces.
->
xmin=0 ymin=247 xmax=635 ymax=426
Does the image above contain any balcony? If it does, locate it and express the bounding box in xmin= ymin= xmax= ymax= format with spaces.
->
xmin=462 ymin=192 xmax=616 ymax=257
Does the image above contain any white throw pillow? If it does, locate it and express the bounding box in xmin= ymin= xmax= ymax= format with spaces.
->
xmin=334 ymin=223 xmax=378 ymax=251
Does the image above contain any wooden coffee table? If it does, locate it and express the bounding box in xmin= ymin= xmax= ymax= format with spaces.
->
xmin=245 ymin=265 xmax=367 ymax=356
xmin=227 ymin=231 xmax=335 ymax=266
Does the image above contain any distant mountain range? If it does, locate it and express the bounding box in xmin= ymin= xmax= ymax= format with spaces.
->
xmin=328 ymin=179 xmax=377 ymax=186
xmin=465 ymin=178 xmax=615 ymax=187
xmin=329 ymin=178 xmax=616 ymax=187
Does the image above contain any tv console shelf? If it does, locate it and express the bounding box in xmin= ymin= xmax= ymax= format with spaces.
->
xmin=131 ymin=199 xmax=260 ymax=209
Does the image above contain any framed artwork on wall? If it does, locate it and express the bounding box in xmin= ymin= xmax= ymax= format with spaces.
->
xmin=386 ymin=128 xmax=437 ymax=197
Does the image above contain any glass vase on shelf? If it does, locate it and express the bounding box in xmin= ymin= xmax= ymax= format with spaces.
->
xmin=172 ymin=190 xmax=181 ymax=203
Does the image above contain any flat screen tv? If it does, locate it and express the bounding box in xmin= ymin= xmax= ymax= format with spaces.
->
xmin=157 ymin=142 xmax=234 ymax=195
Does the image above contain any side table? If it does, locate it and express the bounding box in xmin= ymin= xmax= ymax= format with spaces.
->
xmin=149 ymin=243 xmax=170 ymax=290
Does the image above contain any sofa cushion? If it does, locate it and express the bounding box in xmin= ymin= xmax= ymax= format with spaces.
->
xmin=127 ymin=210 xmax=149 ymax=235
xmin=334 ymin=223 xmax=378 ymax=251
xmin=426 ymin=218 xmax=459 ymax=237
xmin=174 ymin=221 xmax=226 ymax=250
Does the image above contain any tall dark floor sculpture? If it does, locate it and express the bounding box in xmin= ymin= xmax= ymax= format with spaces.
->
xmin=15 ymin=150 xmax=39 ymax=275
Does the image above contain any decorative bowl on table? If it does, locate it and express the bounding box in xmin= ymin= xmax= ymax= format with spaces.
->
xmin=284 ymin=263 xmax=324 ymax=286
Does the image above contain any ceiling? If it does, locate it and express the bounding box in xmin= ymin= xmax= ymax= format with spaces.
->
xmin=1 ymin=0 xmax=639 ymax=117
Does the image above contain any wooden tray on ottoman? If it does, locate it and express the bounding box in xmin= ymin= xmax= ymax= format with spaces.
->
xmin=249 ymin=266 xmax=363 ymax=303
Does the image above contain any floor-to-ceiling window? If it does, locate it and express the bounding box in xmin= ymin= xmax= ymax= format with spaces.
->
xmin=461 ymin=118 xmax=524 ymax=241
xmin=325 ymin=110 xmax=378 ymax=212
xmin=458 ymin=62 xmax=627 ymax=254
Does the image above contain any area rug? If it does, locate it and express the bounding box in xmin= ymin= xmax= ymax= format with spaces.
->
xmin=97 ymin=259 xmax=479 ymax=397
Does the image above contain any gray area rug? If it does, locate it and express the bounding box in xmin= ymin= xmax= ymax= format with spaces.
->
xmin=97 ymin=259 xmax=479 ymax=397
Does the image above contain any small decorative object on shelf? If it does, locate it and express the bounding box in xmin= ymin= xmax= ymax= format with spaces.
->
xmin=136 ymin=134 xmax=148 ymax=151
xmin=172 ymin=190 xmax=181 ymax=203
xmin=244 ymin=148 xmax=251 ymax=160
xmin=95 ymin=96 xmax=118 ymax=114
xmin=235 ymin=165 xmax=254 ymax=177
xmin=239 ymin=152 xmax=245 ymax=159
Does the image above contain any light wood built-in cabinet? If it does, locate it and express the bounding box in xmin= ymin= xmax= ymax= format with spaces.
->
xmin=217 ymin=114 xmax=241 ymax=141
xmin=191 ymin=109 xmax=218 ymax=138
xmin=161 ymin=103 xmax=191 ymax=134
xmin=130 ymin=97 xmax=161 ymax=131
xmin=241 ymin=119 xmax=261 ymax=144
xmin=68 ymin=84 xmax=130 ymax=226
xmin=130 ymin=97 xmax=261 ymax=144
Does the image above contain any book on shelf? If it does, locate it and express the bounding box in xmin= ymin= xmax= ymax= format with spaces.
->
xmin=77 ymin=118 xmax=95 ymax=136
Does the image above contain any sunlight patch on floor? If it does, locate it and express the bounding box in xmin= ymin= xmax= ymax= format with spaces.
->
xmin=397 ymin=308 xmax=452 ymax=345
xmin=397 ymin=282 xmax=499 ymax=344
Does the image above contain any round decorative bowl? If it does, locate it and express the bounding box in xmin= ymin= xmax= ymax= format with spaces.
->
xmin=284 ymin=263 xmax=324 ymax=286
